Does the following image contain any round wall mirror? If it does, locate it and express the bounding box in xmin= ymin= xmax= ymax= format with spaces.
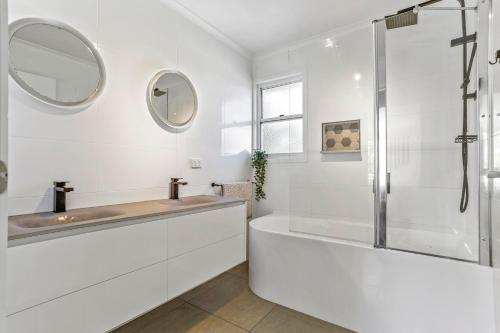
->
xmin=9 ymin=18 xmax=106 ymax=108
xmin=147 ymin=70 xmax=198 ymax=132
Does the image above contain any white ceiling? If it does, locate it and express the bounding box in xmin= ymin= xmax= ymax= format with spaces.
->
xmin=172 ymin=0 xmax=419 ymax=55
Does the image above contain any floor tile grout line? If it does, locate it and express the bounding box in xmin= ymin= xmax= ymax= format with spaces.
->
xmin=179 ymin=272 xmax=234 ymax=303
xmin=182 ymin=266 xmax=275 ymax=332
xmin=115 ymin=263 xmax=265 ymax=333
xmin=181 ymin=268 xmax=247 ymax=303
xmin=248 ymin=303 xmax=277 ymax=333
xmin=183 ymin=301 xmax=252 ymax=332
xmin=112 ymin=299 xmax=188 ymax=332
xmin=225 ymin=270 xmax=249 ymax=280
xmin=181 ymin=271 xmax=261 ymax=331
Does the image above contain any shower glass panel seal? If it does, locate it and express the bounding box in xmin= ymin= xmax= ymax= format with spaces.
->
xmin=371 ymin=1 xmax=493 ymax=266
xmin=480 ymin=0 xmax=494 ymax=268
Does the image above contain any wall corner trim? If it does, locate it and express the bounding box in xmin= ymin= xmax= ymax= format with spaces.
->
xmin=253 ymin=19 xmax=372 ymax=61
xmin=161 ymin=0 xmax=253 ymax=60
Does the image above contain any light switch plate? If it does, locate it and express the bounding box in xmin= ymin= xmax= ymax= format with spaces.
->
xmin=190 ymin=158 xmax=202 ymax=169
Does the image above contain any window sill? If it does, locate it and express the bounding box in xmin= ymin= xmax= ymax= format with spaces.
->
xmin=266 ymin=152 xmax=307 ymax=164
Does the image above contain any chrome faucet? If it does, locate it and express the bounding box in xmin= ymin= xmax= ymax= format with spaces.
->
xmin=53 ymin=181 xmax=74 ymax=213
xmin=170 ymin=178 xmax=188 ymax=200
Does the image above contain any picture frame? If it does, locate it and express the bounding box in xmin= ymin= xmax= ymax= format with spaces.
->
xmin=321 ymin=119 xmax=361 ymax=153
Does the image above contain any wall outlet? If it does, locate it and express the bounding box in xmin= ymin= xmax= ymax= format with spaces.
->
xmin=190 ymin=158 xmax=202 ymax=169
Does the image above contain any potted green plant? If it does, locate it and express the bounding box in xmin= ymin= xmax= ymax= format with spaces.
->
xmin=251 ymin=150 xmax=268 ymax=202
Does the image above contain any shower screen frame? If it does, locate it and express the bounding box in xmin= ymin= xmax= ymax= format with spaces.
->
xmin=373 ymin=21 xmax=388 ymax=250
xmin=372 ymin=1 xmax=493 ymax=266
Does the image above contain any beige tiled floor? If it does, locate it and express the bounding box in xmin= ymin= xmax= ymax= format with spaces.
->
xmin=113 ymin=262 xmax=354 ymax=333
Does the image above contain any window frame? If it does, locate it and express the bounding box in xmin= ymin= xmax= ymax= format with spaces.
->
xmin=256 ymin=74 xmax=306 ymax=158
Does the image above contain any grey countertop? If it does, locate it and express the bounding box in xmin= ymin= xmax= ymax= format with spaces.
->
xmin=9 ymin=195 xmax=245 ymax=245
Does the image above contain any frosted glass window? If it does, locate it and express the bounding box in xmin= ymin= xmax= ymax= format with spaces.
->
xmin=259 ymin=78 xmax=304 ymax=155
xmin=262 ymin=82 xmax=303 ymax=118
xmin=222 ymin=125 xmax=252 ymax=156
xmin=262 ymin=119 xmax=303 ymax=155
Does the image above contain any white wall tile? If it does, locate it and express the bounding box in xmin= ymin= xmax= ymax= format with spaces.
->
xmin=8 ymin=0 xmax=252 ymax=215
xmin=9 ymin=82 xmax=101 ymax=143
xmin=9 ymin=0 xmax=99 ymax=42
xmin=254 ymin=18 xmax=479 ymax=256
xmin=253 ymin=51 xmax=290 ymax=81
xmin=9 ymin=137 xmax=99 ymax=198
xmin=254 ymin=25 xmax=375 ymax=236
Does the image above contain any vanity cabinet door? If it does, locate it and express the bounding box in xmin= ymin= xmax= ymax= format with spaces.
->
xmin=167 ymin=204 xmax=247 ymax=258
xmin=166 ymin=204 xmax=247 ymax=299
xmin=7 ymin=262 xmax=168 ymax=333
xmin=7 ymin=219 xmax=168 ymax=314
xmin=85 ymin=261 xmax=168 ymax=332
xmin=7 ymin=203 xmax=247 ymax=332
xmin=167 ymin=233 xmax=246 ymax=300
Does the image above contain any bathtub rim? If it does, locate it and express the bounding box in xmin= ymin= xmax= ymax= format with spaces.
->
xmin=250 ymin=214 xmax=479 ymax=264
xmin=250 ymin=214 xmax=376 ymax=249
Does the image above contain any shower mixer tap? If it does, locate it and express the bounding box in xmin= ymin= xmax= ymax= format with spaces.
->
xmin=489 ymin=49 xmax=500 ymax=65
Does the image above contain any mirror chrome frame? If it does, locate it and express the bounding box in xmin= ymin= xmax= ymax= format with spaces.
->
xmin=8 ymin=18 xmax=106 ymax=109
xmin=146 ymin=69 xmax=198 ymax=132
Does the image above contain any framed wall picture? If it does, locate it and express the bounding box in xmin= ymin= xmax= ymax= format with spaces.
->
xmin=322 ymin=119 xmax=361 ymax=153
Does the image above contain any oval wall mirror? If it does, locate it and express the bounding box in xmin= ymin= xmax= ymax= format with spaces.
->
xmin=9 ymin=18 xmax=106 ymax=108
xmin=147 ymin=70 xmax=198 ymax=132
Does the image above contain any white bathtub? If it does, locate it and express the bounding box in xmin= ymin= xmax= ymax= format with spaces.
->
xmin=249 ymin=214 xmax=495 ymax=333
xmin=288 ymin=215 xmax=478 ymax=262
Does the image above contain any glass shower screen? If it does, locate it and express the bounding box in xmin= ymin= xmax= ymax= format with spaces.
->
xmin=374 ymin=3 xmax=480 ymax=262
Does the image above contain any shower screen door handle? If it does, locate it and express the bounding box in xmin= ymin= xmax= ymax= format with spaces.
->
xmin=0 ymin=161 xmax=7 ymax=194
xmin=387 ymin=172 xmax=391 ymax=194
xmin=488 ymin=170 xmax=500 ymax=179
xmin=372 ymin=173 xmax=391 ymax=193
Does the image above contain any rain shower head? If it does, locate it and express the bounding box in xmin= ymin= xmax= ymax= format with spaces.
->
xmin=385 ymin=8 xmax=418 ymax=30
xmin=384 ymin=0 xmax=443 ymax=29
xmin=154 ymin=88 xmax=166 ymax=97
